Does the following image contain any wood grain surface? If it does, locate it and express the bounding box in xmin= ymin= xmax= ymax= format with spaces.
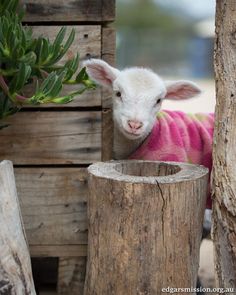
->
xmin=212 ymin=0 xmax=236 ymax=289
xmin=21 ymin=0 xmax=115 ymax=22
xmin=84 ymin=160 xmax=209 ymax=295
xmin=15 ymin=167 xmax=89 ymax=245
xmin=0 ymin=112 xmax=102 ymax=164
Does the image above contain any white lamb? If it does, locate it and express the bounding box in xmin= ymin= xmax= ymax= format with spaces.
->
xmin=84 ymin=59 xmax=214 ymax=208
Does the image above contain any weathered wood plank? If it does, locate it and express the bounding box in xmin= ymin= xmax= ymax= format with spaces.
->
xmin=58 ymin=257 xmax=86 ymax=295
xmin=15 ymin=168 xmax=88 ymax=245
xmin=102 ymin=108 xmax=113 ymax=161
xmin=29 ymin=26 xmax=101 ymax=66
xmin=101 ymin=26 xmax=116 ymax=108
xmin=15 ymin=167 xmax=88 ymax=205
xmin=0 ymin=112 xmax=101 ymax=164
xmin=100 ymin=27 xmax=115 ymax=159
xmin=22 ymin=26 xmax=102 ymax=107
xmin=21 ymin=0 xmax=115 ymax=22
xmin=101 ymin=26 xmax=116 ymax=67
xmin=30 ymin=245 xmax=87 ymax=258
xmin=102 ymin=0 xmax=116 ymax=23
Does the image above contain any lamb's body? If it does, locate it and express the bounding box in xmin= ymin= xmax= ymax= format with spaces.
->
xmin=84 ymin=59 xmax=213 ymax=208
xmin=130 ymin=110 xmax=214 ymax=168
xmin=114 ymin=110 xmax=211 ymax=209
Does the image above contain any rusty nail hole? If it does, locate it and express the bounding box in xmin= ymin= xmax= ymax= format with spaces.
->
xmin=84 ymin=34 xmax=88 ymax=38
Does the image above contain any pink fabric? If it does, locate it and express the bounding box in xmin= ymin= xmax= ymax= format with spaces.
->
xmin=129 ymin=110 xmax=214 ymax=208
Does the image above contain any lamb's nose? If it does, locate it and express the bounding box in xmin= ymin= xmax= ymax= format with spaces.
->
xmin=128 ymin=120 xmax=143 ymax=130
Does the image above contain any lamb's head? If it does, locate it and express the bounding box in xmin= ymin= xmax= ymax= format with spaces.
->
xmin=84 ymin=59 xmax=201 ymax=140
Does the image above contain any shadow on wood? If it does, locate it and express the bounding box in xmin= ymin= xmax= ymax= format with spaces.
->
xmin=84 ymin=160 xmax=208 ymax=295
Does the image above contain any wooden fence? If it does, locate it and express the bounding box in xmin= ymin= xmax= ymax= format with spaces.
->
xmin=0 ymin=1 xmax=115 ymax=293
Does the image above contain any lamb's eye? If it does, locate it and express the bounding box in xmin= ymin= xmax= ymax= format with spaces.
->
xmin=156 ymin=98 xmax=162 ymax=105
xmin=116 ymin=91 xmax=122 ymax=98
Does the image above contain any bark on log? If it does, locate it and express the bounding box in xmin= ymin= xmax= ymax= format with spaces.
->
xmin=84 ymin=160 xmax=208 ymax=295
xmin=0 ymin=160 xmax=36 ymax=295
xmin=212 ymin=0 xmax=236 ymax=289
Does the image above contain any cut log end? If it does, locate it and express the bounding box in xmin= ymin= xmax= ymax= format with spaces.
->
xmin=88 ymin=160 xmax=209 ymax=184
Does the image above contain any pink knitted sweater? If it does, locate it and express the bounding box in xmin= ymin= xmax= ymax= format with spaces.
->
xmin=129 ymin=110 xmax=214 ymax=208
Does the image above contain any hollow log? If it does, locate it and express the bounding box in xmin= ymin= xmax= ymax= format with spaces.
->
xmin=0 ymin=160 xmax=36 ymax=295
xmin=84 ymin=160 xmax=209 ymax=295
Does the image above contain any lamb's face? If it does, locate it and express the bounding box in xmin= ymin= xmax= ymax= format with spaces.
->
xmin=84 ymin=59 xmax=201 ymax=141
xmin=112 ymin=68 xmax=166 ymax=140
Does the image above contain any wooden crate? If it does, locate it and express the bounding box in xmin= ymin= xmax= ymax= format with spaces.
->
xmin=0 ymin=1 xmax=115 ymax=294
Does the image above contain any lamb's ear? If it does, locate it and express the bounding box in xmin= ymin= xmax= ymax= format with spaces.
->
xmin=83 ymin=59 xmax=120 ymax=88
xmin=164 ymin=80 xmax=201 ymax=100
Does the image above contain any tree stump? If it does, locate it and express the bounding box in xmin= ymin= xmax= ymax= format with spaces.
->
xmin=84 ymin=160 xmax=209 ymax=295
xmin=0 ymin=160 xmax=36 ymax=295
xmin=212 ymin=0 xmax=236 ymax=289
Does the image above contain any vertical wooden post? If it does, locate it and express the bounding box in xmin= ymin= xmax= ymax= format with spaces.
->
xmin=0 ymin=160 xmax=36 ymax=294
xmin=212 ymin=0 xmax=236 ymax=288
xmin=84 ymin=160 xmax=208 ymax=295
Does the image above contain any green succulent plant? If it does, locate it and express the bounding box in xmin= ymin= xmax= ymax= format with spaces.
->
xmin=0 ymin=0 xmax=96 ymax=129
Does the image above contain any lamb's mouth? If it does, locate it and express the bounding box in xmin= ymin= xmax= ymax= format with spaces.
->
xmin=123 ymin=129 xmax=142 ymax=137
